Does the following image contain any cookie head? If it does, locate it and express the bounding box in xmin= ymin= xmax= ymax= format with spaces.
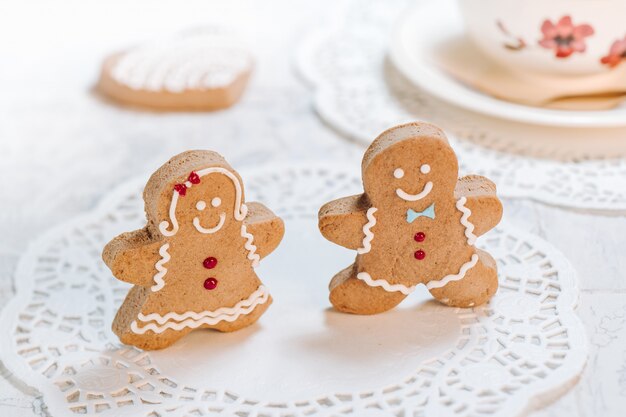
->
xmin=362 ymin=123 xmax=458 ymax=207
xmin=157 ymin=167 xmax=247 ymax=237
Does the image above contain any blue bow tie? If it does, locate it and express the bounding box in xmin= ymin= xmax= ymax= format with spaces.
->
xmin=406 ymin=203 xmax=435 ymax=223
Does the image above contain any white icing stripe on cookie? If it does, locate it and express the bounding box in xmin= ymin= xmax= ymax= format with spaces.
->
xmin=131 ymin=285 xmax=269 ymax=334
xmin=356 ymin=254 xmax=479 ymax=293
xmin=241 ymin=224 xmax=260 ymax=267
xmin=356 ymin=272 xmax=415 ymax=295
xmin=138 ymin=285 xmax=267 ymax=324
xmin=159 ymin=167 xmax=247 ymax=237
xmin=150 ymin=243 xmax=171 ymax=292
xmin=425 ymin=254 xmax=479 ymax=289
xmin=111 ymin=35 xmax=252 ymax=93
xmin=456 ymin=197 xmax=477 ymax=245
xmin=357 ymin=207 xmax=377 ymax=255
xmin=160 ymin=191 xmax=181 ymax=237
xmin=396 ymin=181 xmax=433 ymax=202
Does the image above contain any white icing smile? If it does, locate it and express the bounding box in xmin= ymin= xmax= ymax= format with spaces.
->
xmin=396 ymin=181 xmax=433 ymax=201
xmin=193 ymin=212 xmax=226 ymax=234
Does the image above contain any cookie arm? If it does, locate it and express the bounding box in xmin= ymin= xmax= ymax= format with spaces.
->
xmin=455 ymin=175 xmax=503 ymax=237
xmin=318 ymin=194 xmax=370 ymax=250
xmin=244 ymin=202 xmax=285 ymax=259
xmin=102 ymin=229 xmax=164 ymax=286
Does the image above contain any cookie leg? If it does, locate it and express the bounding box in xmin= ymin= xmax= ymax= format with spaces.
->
xmin=329 ymin=264 xmax=407 ymax=315
xmin=211 ymin=295 xmax=273 ymax=332
xmin=113 ymin=315 xmax=192 ymax=350
xmin=429 ymin=249 xmax=498 ymax=308
xmin=112 ymin=286 xmax=191 ymax=350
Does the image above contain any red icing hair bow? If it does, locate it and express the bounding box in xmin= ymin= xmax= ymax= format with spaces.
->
xmin=188 ymin=171 xmax=201 ymax=184
xmin=174 ymin=183 xmax=187 ymax=196
xmin=174 ymin=171 xmax=201 ymax=196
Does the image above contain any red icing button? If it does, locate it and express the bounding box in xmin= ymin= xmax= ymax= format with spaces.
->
xmin=414 ymin=250 xmax=426 ymax=260
xmin=204 ymin=277 xmax=218 ymax=290
xmin=173 ymin=183 xmax=187 ymax=196
xmin=188 ymin=171 xmax=201 ymax=184
xmin=414 ymin=232 xmax=426 ymax=242
xmin=203 ymin=257 xmax=218 ymax=269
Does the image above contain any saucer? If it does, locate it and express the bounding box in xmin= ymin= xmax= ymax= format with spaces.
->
xmin=389 ymin=0 xmax=626 ymax=128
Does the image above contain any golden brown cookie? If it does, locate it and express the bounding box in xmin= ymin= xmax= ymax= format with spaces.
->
xmin=319 ymin=122 xmax=503 ymax=314
xmin=103 ymin=150 xmax=284 ymax=350
xmin=97 ymin=28 xmax=252 ymax=111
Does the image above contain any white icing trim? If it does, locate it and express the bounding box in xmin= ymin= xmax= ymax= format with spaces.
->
xmin=357 ymin=207 xmax=377 ymax=255
xmin=393 ymin=168 xmax=404 ymax=179
xmin=131 ymin=285 xmax=269 ymax=334
xmin=193 ymin=212 xmax=226 ymax=234
xmin=211 ymin=197 xmax=222 ymax=207
xmin=425 ymin=254 xmax=479 ymax=289
xmin=159 ymin=167 xmax=247 ymax=237
xmin=456 ymin=197 xmax=477 ymax=245
xmin=150 ymin=243 xmax=170 ymax=292
xmin=356 ymin=254 xmax=479 ymax=293
xmin=420 ymin=164 xmax=431 ymax=174
xmin=241 ymin=224 xmax=260 ymax=267
xmin=196 ymin=200 xmax=207 ymax=210
xmin=159 ymin=192 xmax=181 ymax=236
xmin=110 ymin=34 xmax=252 ymax=93
xmin=396 ymin=181 xmax=433 ymax=202
xmin=356 ymin=272 xmax=415 ymax=295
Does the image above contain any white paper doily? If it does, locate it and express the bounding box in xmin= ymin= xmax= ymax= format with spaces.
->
xmin=0 ymin=164 xmax=586 ymax=417
xmin=295 ymin=0 xmax=626 ymax=212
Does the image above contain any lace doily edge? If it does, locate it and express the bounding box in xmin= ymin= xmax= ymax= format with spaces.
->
xmin=0 ymin=168 xmax=588 ymax=417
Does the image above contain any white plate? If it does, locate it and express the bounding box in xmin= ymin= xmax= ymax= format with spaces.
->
xmin=0 ymin=164 xmax=587 ymax=417
xmin=389 ymin=0 xmax=626 ymax=128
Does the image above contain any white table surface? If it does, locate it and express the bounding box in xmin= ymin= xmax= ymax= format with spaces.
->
xmin=1 ymin=1 xmax=625 ymax=416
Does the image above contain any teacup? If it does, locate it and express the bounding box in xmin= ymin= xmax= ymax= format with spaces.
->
xmin=457 ymin=0 xmax=626 ymax=80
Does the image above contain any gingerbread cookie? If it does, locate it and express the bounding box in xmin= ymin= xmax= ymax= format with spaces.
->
xmin=98 ymin=28 xmax=253 ymax=111
xmin=319 ymin=122 xmax=503 ymax=314
xmin=103 ymin=151 xmax=284 ymax=350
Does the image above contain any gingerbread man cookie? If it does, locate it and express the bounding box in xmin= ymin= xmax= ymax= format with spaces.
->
xmin=98 ymin=28 xmax=252 ymax=111
xmin=103 ymin=151 xmax=284 ymax=350
xmin=319 ymin=122 xmax=503 ymax=314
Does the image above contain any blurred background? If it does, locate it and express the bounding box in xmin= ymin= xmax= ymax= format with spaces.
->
xmin=0 ymin=0 xmax=358 ymax=253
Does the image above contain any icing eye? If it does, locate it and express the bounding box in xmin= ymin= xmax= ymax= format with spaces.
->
xmin=196 ymin=200 xmax=207 ymax=210
xmin=420 ymin=164 xmax=431 ymax=174
xmin=393 ymin=168 xmax=404 ymax=179
xmin=211 ymin=197 xmax=222 ymax=208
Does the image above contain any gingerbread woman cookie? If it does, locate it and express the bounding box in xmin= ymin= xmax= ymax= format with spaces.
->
xmin=319 ymin=122 xmax=503 ymax=314
xmin=103 ymin=151 xmax=284 ymax=350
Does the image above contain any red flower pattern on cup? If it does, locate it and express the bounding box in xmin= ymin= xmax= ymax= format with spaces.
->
xmin=538 ymin=16 xmax=594 ymax=58
xmin=601 ymin=36 xmax=626 ymax=68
